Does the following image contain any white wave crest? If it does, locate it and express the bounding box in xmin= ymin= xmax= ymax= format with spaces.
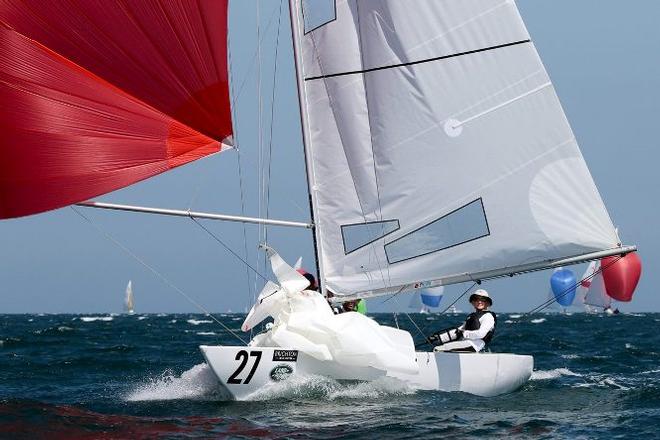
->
xmin=509 ymin=314 xmax=522 ymax=319
xmin=187 ymin=319 xmax=213 ymax=325
xmin=80 ymin=316 xmax=114 ymax=322
xmin=531 ymin=318 xmax=546 ymax=324
xmin=125 ymin=363 xmax=221 ymax=401
xmin=196 ymin=332 xmax=217 ymax=336
xmin=572 ymin=376 xmax=631 ymax=390
xmin=531 ymin=368 xmax=582 ymax=380
xmin=137 ymin=316 xmax=148 ymax=321
xmin=244 ymin=374 xmax=415 ymax=401
xmin=561 ymin=354 xmax=580 ymax=359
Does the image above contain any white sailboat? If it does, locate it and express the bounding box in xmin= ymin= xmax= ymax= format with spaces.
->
xmin=1 ymin=1 xmax=636 ymax=399
xmin=124 ymin=281 xmax=135 ymax=315
xmin=408 ymin=286 xmax=444 ymax=314
xmin=579 ymin=261 xmax=617 ymax=314
xmin=203 ymin=0 xmax=634 ymax=399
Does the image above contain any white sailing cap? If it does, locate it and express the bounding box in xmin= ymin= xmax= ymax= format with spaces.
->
xmin=469 ymin=289 xmax=492 ymax=306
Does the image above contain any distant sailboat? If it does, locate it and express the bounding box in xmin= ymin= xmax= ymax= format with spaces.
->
xmin=124 ymin=281 xmax=135 ymax=315
xmin=409 ymin=286 xmax=444 ymax=314
xmin=580 ymin=261 xmax=619 ymax=314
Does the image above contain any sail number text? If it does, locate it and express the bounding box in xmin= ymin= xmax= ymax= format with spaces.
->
xmin=227 ymin=350 xmax=262 ymax=384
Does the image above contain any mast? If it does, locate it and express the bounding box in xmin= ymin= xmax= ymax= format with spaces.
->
xmin=287 ymin=0 xmax=325 ymax=293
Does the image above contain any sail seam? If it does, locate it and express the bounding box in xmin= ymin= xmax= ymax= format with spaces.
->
xmin=304 ymin=39 xmax=531 ymax=81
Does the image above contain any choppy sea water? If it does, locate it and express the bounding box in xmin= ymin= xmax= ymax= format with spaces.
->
xmin=1 ymin=313 xmax=659 ymax=439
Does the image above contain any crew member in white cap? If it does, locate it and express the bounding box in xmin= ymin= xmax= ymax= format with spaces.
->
xmin=430 ymin=289 xmax=497 ymax=353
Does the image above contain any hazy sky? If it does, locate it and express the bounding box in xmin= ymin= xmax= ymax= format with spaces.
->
xmin=1 ymin=0 xmax=658 ymax=313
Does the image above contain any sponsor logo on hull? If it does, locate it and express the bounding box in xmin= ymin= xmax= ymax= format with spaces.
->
xmin=270 ymin=364 xmax=294 ymax=381
xmin=273 ymin=350 xmax=298 ymax=362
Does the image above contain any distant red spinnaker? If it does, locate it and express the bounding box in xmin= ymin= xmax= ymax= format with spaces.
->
xmin=0 ymin=0 xmax=232 ymax=219
xmin=601 ymin=253 xmax=642 ymax=302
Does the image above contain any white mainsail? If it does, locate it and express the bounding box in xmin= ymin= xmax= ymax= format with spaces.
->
xmin=124 ymin=280 xmax=134 ymax=314
xmin=290 ymin=0 xmax=622 ymax=298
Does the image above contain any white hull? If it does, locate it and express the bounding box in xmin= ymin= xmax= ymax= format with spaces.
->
xmin=200 ymin=345 xmax=533 ymax=400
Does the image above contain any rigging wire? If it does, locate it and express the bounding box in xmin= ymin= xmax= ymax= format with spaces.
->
xmin=403 ymin=282 xmax=477 ymax=348
xmin=263 ymin=0 xmax=285 ymax=262
xmin=227 ymin=14 xmax=254 ymax=314
xmin=439 ymin=282 xmax=477 ymax=314
xmin=232 ymin=5 xmax=284 ymax=104
xmin=526 ymin=256 xmax=623 ymax=315
xmin=189 ymin=217 xmax=269 ymax=283
xmin=70 ymin=206 xmax=248 ymax=345
xmin=403 ymin=312 xmax=430 ymax=343
xmin=254 ymin=0 xmax=264 ymax=321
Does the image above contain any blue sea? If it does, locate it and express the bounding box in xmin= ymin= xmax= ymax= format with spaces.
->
xmin=1 ymin=312 xmax=659 ymax=439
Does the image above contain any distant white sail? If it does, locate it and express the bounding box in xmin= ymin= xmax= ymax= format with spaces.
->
xmin=293 ymin=0 xmax=619 ymax=298
xmin=580 ymin=261 xmax=612 ymax=309
xmin=124 ymin=280 xmax=135 ymax=314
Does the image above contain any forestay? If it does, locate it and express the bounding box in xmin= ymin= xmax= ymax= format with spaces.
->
xmin=291 ymin=0 xmax=620 ymax=298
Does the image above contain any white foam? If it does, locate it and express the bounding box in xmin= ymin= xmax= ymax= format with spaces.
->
xmin=328 ymin=377 xmax=415 ymax=400
xmin=170 ymin=319 xmax=177 ymax=323
xmin=196 ymin=332 xmax=217 ymax=336
xmin=531 ymin=368 xmax=582 ymax=380
xmin=640 ymin=369 xmax=660 ymax=375
xmin=80 ymin=316 xmax=114 ymax=322
xmin=572 ymin=376 xmax=631 ymax=390
xmin=509 ymin=314 xmax=522 ymax=319
xmin=138 ymin=316 xmax=148 ymax=321
xmin=244 ymin=374 xmax=415 ymax=401
xmin=187 ymin=319 xmax=213 ymax=326
xmin=561 ymin=354 xmax=580 ymax=359
xmin=599 ymin=378 xmax=630 ymax=390
xmin=504 ymin=320 xmax=514 ymax=324
xmin=125 ymin=363 xmax=220 ymax=401
xmin=531 ymin=318 xmax=546 ymax=324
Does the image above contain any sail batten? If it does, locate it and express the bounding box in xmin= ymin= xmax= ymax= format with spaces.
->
xmin=304 ymin=39 xmax=532 ymax=81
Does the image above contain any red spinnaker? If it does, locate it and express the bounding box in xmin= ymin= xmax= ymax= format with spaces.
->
xmin=0 ymin=0 xmax=232 ymax=219
xmin=601 ymin=253 xmax=642 ymax=302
